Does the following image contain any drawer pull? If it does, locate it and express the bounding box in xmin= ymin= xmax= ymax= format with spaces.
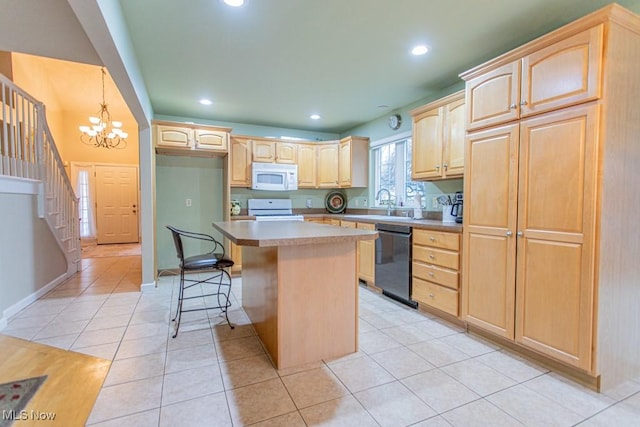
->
xmin=428 ymin=272 xmax=434 ymax=277
xmin=429 ymin=293 xmax=435 ymax=298
xmin=429 ymin=236 xmax=436 ymax=242
xmin=429 ymin=254 xmax=435 ymax=259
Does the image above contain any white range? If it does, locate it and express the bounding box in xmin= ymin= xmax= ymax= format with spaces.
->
xmin=247 ymin=199 xmax=304 ymax=221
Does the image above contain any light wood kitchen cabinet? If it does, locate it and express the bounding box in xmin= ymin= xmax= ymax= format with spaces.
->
xmin=412 ymin=229 xmax=460 ymax=317
xmin=317 ymin=142 xmax=339 ymax=188
xmin=460 ymin=4 xmax=640 ymax=390
xmin=357 ymin=222 xmax=375 ymax=284
xmin=411 ymin=91 xmax=465 ymax=180
xmin=153 ymin=121 xmax=230 ymax=156
xmin=465 ymin=25 xmax=603 ymax=131
xmin=252 ymin=139 xmax=275 ymax=163
xmin=339 ymin=136 xmax=369 ymax=187
xmin=230 ymin=241 xmax=242 ymax=275
xmin=230 ymin=136 xmax=252 ymax=187
xmin=252 ymin=139 xmax=298 ymax=164
xmin=297 ymin=144 xmax=317 ymax=188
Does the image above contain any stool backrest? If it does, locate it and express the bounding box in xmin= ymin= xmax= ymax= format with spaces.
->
xmin=166 ymin=226 xmax=185 ymax=262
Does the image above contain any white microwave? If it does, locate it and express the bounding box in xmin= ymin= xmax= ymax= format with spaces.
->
xmin=251 ymin=162 xmax=298 ymax=191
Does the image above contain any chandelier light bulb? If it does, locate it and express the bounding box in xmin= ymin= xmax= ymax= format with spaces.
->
xmin=79 ymin=67 xmax=128 ymax=149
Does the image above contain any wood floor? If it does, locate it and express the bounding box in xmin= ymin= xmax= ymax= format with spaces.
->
xmin=0 ymin=335 xmax=110 ymax=426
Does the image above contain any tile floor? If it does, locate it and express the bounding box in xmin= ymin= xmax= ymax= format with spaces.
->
xmin=3 ymin=255 xmax=640 ymax=426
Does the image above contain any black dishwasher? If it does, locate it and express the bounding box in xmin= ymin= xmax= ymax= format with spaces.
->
xmin=375 ymin=223 xmax=417 ymax=308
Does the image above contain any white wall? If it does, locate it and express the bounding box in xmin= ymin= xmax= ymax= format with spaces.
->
xmin=0 ymin=191 xmax=67 ymax=327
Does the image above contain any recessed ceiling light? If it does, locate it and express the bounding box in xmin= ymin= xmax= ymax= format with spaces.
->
xmin=411 ymin=45 xmax=430 ymax=56
xmin=224 ymin=0 xmax=244 ymax=7
xmin=199 ymin=99 xmax=213 ymax=105
xmin=310 ymin=114 xmax=321 ymax=120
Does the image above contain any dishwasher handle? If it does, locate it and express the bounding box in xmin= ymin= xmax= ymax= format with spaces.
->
xmin=375 ymin=223 xmax=412 ymax=235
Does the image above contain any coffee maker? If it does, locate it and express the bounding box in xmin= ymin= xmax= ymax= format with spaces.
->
xmin=451 ymin=191 xmax=463 ymax=223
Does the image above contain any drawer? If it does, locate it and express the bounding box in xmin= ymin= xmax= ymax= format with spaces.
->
xmin=357 ymin=222 xmax=375 ymax=230
xmin=412 ymin=277 xmax=459 ymax=316
xmin=412 ymin=261 xmax=459 ymax=290
xmin=413 ymin=229 xmax=459 ymax=251
xmin=413 ymin=245 xmax=459 ymax=270
xmin=340 ymin=220 xmax=356 ymax=228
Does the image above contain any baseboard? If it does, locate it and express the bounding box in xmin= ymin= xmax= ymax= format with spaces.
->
xmin=140 ymin=281 xmax=157 ymax=292
xmin=0 ymin=272 xmax=69 ymax=331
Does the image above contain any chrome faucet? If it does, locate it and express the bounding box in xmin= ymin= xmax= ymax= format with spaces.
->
xmin=375 ymin=188 xmax=393 ymax=216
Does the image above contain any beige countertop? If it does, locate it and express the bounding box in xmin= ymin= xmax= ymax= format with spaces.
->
xmin=229 ymin=213 xmax=463 ymax=233
xmin=213 ymin=220 xmax=378 ymax=247
xmin=339 ymin=214 xmax=463 ymax=233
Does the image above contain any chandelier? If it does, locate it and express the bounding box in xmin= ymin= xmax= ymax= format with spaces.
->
xmin=79 ymin=68 xmax=128 ymax=149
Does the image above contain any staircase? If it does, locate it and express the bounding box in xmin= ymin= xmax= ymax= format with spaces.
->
xmin=1 ymin=73 xmax=80 ymax=274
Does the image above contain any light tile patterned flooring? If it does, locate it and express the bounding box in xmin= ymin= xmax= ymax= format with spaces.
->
xmin=3 ymin=255 xmax=640 ymax=426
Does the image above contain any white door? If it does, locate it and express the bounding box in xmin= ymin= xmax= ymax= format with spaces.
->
xmin=96 ymin=165 xmax=139 ymax=244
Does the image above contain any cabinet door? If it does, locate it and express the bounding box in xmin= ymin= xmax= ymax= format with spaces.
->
xmin=339 ymin=139 xmax=352 ymax=187
xmin=462 ymin=124 xmax=519 ymax=339
xmin=275 ymin=142 xmax=297 ymax=164
xmin=317 ymin=143 xmax=339 ymax=188
xmin=357 ymin=223 xmax=375 ymax=284
xmin=466 ymin=62 xmax=520 ymax=131
xmin=515 ymin=105 xmax=598 ymax=370
xmin=442 ymin=98 xmax=466 ymax=178
xmin=194 ymin=128 xmax=228 ymax=152
xmin=412 ymin=107 xmax=444 ymax=180
xmin=230 ymin=137 xmax=252 ymax=187
xmin=252 ymin=140 xmax=275 ymax=162
xmin=521 ymin=25 xmax=603 ymax=118
xmin=297 ymin=144 xmax=317 ymax=188
xmin=155 ymin=125 xmax=192 ymax=148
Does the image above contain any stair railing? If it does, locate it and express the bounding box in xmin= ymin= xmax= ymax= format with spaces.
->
xmin=1 ymin=73 xmax=80 ymax=273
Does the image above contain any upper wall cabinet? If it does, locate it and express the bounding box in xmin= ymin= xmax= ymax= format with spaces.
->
xmin=153 ymin=121 xmax=231 ymax=157
xmin=411 ymin=91 xmax=465 ymax=180
xmin=229 ymin=136 xmax=369 ymax=190
xmin=230 ymin=136 xmax=252 ymax=187
xmin=316 ymin=142 xmax=340 ymax=188
xmin=297 ymin=143 xmax=317 ymax=188
xmin=251 ymin=139 xmax=298 ymax=164
xmin=339 ymin=136 xmax=369 ymax=188
xmin=464 ymin=25 xmax=603 ymax=131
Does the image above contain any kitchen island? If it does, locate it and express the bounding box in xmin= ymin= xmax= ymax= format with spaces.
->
xmin=212 ymin=220 xmax=378 ymax=369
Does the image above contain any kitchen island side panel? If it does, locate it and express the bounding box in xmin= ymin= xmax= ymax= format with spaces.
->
xmin=277 ymin=242 xmax=358 ymax=368
xmin=242 ymin=246 xmax=279 ymax=363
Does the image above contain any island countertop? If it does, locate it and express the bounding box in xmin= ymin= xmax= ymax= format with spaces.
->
xmin=212 ymin=220 xmax=378 ymax=247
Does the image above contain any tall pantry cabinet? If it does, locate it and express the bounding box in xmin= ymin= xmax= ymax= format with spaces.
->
xmin=460 ymin=4 xmax=640 ymax=390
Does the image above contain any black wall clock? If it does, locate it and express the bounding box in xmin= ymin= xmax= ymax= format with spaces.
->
xmin=388 ymin=114 xmax=402 ymax=130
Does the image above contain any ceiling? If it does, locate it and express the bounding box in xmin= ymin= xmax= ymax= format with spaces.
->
xmin=2 ymin=0 xmax=640 ymax=134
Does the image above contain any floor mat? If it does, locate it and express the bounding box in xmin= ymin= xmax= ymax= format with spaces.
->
xmin=0 ymin=376 xmax=47 ymax=427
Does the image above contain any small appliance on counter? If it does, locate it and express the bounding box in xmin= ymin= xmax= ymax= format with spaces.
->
xmin=451 ymin=191 xmax=463 ymax=223
xmin=247 ymin=199 xmax=304 ymax=221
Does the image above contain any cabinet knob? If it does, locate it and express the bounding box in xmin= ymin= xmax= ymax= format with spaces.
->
xmin=520 ymin=100 xmax=528 ymax=106
xmin=435 ymin=165 xmax=440 ymax=170
xmin=517 ymin=231 xmax=524 ymax=237
xmin=428 ymin=272 xmax=434 ymax=277
xmin=510 ymin=103 xmax=517 ymax=109
xmin=443 ymin=164 xmax=448 ymax=170
xmin=506 ymin=230 xmax=513 ymax=237
xmin=429 ymin=293 xmax=435 ymax=298
xmin=429 ymin=236 xmax=436 ymax=242
xmin=429 ymin=254 xmax=435 ymax=259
